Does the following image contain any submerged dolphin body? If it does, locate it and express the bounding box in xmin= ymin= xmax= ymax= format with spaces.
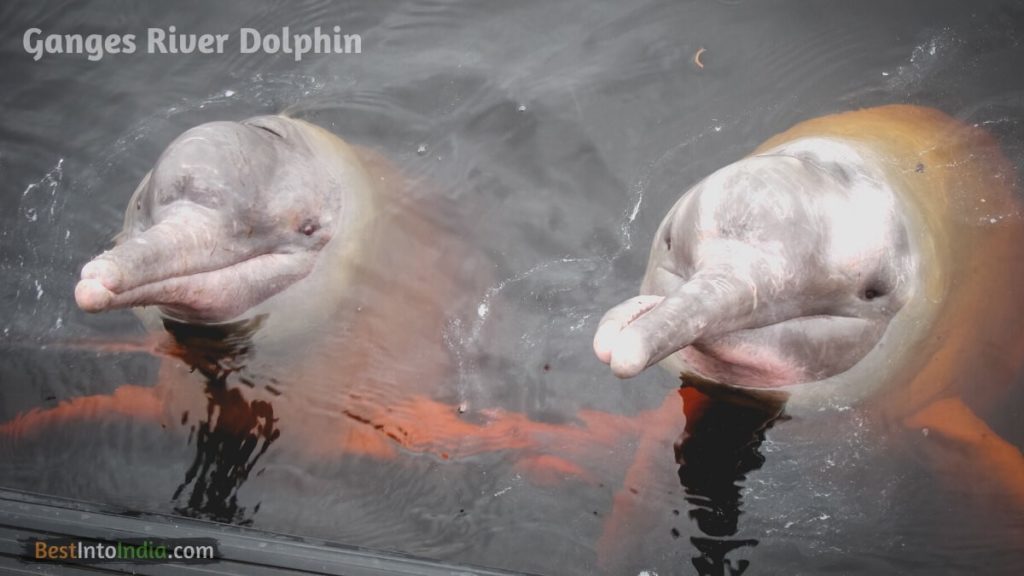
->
xmin=594 ymin=105 xmax=1024 ymax=571
xmin=7 ymin=116 xmax=641 ymax=506
xmin=596 ymin=105 xmax=1024 ymax=416
xmin=4 ymin=107 xmax=1021 ymax=568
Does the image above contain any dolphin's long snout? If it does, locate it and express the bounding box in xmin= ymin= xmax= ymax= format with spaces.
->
xmin=594 ymin=272 xmax=759 ymax=378
xmin=73 ymin=211 xmax=225 ymax=313
xmin=75 ymin=259 xmax=122 ymax=311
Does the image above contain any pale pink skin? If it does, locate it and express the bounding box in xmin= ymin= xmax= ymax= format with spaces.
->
xmin=75 ymin=116 xmax=341 ymax=325
xmin=595 ymin=138 xmax=915 ymax=388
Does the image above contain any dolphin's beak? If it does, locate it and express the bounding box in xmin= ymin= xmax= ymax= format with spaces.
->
xmin=594 ymin=272 xmax=758 ymax=378
xmin=76 ymin=209 xmax=222 ymax=312
xmin=74 ymin=207 xmax=315 ymax=323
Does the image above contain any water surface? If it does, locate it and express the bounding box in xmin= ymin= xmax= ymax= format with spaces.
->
xmin=2 ymin=1 xmax=1024 ymax=574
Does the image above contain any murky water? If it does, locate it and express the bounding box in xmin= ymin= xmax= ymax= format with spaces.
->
xmin=2 ymin=1 xmax=1024 ymax=574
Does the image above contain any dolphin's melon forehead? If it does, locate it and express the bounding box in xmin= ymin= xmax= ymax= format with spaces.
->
xmin=150 ymin=120 xmax=280 ymax=210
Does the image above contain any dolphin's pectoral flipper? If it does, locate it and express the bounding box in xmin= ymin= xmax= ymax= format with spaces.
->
xmin=592 ymin=104 xmax=1024 ymax=568
xmin=597 ymin=389 xmax=686 ymax=570
xmin=321 ymin=394 xmax=643 ymax=483
xmin=0 ymin=385 xmax=163 ymax=438
xmin=904 ymin=397 xmax=1024 ymax=509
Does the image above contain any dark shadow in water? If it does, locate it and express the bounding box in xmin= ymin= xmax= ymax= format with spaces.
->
xmin=160 ymin=317 xmax=281 ymax=525
xmin=675 ymin=380 xmax=787 ymax=576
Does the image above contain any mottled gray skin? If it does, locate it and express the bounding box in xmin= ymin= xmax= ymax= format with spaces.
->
xmin=594 ymin=138 xmax=916 ymax=391
xmin=75 ymin=116 xmax=375 ymax=330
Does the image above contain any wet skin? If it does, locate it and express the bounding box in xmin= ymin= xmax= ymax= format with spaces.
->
xmin=74 ymin=116 xmax=358 ymax=326
xmin=7 ymin=116 xmax=650 ymax=507
xmin=595 ymin=105 xmax=1024 ymax=415
xmin=593 ymin=106 xmax=1024 ymax=571
xmin=3 ymin=108 xmax=1022 ymax=568
xmin=595 ymin=137 xmax=913 ymax=388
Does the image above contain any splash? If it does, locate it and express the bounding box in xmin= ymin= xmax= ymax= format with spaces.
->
xmin=446 ymin=118 xmax=731 ymax=408
xmin=19 ymin=158 xmax=64 ymax=223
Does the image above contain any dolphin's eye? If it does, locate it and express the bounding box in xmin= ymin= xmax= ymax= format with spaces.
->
xmin=298 ymin=219 xmax=320 ymax=236
xmin=861 ymin=282 xmax=888 ymax=301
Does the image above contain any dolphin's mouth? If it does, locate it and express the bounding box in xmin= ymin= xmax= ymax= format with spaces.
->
xmin=681 ymin=314 xmax=882 ymax=389
xmin=76 ymin=251 xmax=317 ymax=324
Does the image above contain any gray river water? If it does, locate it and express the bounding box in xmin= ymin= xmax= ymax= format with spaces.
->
xmin=2 ymin=1 xmax=1024 ymax=574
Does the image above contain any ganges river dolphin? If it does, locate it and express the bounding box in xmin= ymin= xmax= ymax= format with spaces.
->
xmin=594 ymin=105 xmax=1024 ymax=568
xmin=3 ymin=115 xmax=642 ymax=495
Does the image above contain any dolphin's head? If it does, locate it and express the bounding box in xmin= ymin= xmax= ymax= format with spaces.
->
xmin=75 ymin=116 xmax=365 ymax=324
xmin=595 ymin=138 xmax=915 ymax=388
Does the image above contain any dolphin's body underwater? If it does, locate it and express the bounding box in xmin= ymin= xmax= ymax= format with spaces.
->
xmin=594 ymin=106 xmax=1024 ymax=570
xmin=596 ymin=105 xmax=1024 ymax=417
